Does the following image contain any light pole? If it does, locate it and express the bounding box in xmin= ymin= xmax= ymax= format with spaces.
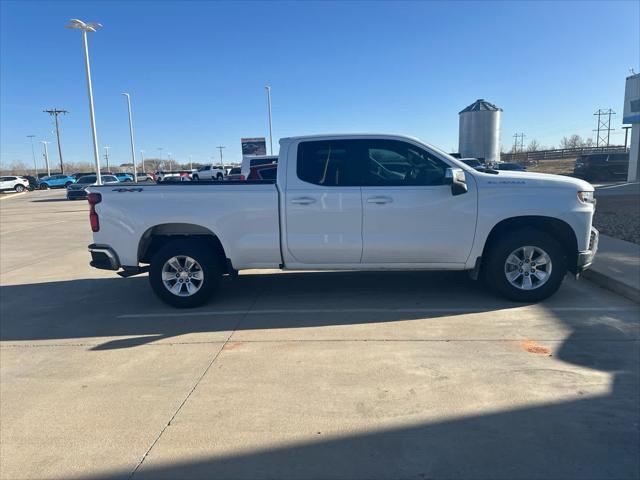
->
xmin=40 ymin=141 xmax=51 ymax=177
xmin=265 ymin=85 xmax=273 ymax=155
xmin=140 ymin=150 xmax=145 ymax=173
xmin=122 ymin=93 xmax=137 ymax=182
xmin=217 ymin=145 xmax=225 ymax=168
xmin=104 ymin=146 xmax=111 ymax=171
xmin=27 ymin=135 xmax=38 ymax=176
xmin=66 ymin=19 xmax=102 ymax=184
xmin=168 ymin=152 xmax=172 ymax=171
xmin=189 ymin=155 xmax=193 ymax=170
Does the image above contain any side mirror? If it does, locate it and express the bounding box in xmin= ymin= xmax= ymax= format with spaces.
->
xmin=445 ymin=168 xmax=468 ymax=196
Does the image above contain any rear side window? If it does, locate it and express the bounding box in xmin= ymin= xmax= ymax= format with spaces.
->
xmin=297 ymin=140 xmax=359 ymax=186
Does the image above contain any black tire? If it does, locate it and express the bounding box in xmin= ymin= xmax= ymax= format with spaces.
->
xmin=64 ymin=181 xmax=73 ymax=187
xmin=40 ymin=183 xmax=49 ymax=190
xmin=216 ymin=174 xmax=223 ymax=181
xmin=149 ymin=239 xmax=221 ymax=308
xmin=192 ymin=174 xmax=199 ymax=181
xmin=14 ymin=185 xmax=25 ymax=193
xmin=482 ymin=227 xmax=567 ymax=302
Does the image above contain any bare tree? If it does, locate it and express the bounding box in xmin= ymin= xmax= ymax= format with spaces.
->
xmin=560 ymin=134 xmax=584 ymax=149
xmin=526 ymin=139 xmax=541 ymax=152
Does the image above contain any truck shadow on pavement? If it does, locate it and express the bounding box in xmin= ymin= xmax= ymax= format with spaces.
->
xmin=4 ymin=271 xmax=532 ymax=350
xmin=2 ymin=271 xmax=639 ymax=479
xmin=90 ymin=312 xmax=638 ymax=479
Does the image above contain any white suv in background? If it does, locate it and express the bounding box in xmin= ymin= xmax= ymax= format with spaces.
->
xmin=192 ymin=165 xmax=225 ymax=181
xmin=0 ymin=176 xmax=30 ymax=193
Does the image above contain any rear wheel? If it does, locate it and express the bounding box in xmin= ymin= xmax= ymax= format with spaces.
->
xmin=216 ymin=174 xmax=223 ymax=181
xmin=149 ymin=239 xmax=221 ymax=308
xmin=14 ymin=184 xmax=25 ymax=193
xmin=39 ymin=183 xmax=49 ymax=190
xmin=483 ymin=228 xmax=567 ymax=302
xmin=192 ymin=174 xmax=199 ymax=181
xmin=64 ymin=181 xmax=73 ymax=187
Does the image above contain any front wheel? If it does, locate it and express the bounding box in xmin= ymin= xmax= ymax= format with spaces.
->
xmin=483 ymin=228 xmax=567 ymax=302
xmin=149 ymin=239 xmax=221 ymax=308
xmin=14 ymin=184 xmax=25 ymax=193
xmin=192 ymin=175 xmax=199 ymax=181
xmin=39 ymin=183 xmax=49 ymax=190
xmin=216 ymin=174 xmax=223 ymax=181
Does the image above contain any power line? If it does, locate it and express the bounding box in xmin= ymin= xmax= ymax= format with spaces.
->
xmin=593 ymin=109 xmax=615 ymax=147
xmin=43 ymin=109 xmax=68 ymax=173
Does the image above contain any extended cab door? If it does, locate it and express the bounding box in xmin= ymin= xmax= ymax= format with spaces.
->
xmin=282 ymin=139 xmax=362 ymax=265
xmin=359 ymin=139 xmax=477 ymax=265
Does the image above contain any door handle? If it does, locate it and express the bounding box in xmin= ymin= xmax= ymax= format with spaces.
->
xmin=367 ymin=196 xmax=393 ymax=204
xmin=290 ymin=197 xmax=316 ymax=205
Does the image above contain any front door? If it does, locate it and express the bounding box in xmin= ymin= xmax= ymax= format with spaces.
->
xmin=284 ymin=139 xmax=362 ymax=264
xmin=359 ymin=139 xmax=477 ymax=265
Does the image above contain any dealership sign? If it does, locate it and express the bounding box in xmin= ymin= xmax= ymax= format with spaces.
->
xmin=241 ymin=137 xmax=267 ymax=156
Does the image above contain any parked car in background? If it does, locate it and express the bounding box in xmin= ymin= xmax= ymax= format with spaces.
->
xmin=225 ymin=167 xmax=243 ymax=181
xmin=192 ymin=165 xmax=225 ymax=181
xmin=494 ymin=162 xmax=526 ymax=172
xmin=240 ymin=155 xmax=278 ymax=180
xmin=67 ymin=174 xmax=119 ymax=200
xmin=247 ymin=163 xmax=278 ymax=181
xmin=136 ymin=172 xmax=154 ymax=182
xmin=154 ymin=170 xmax=192 ymax=182
xmin=162 ymin=175 xmax=192 ymax=182
xmin=72 ymin=172 xmax=95 ymax=180
xmin=0 ymin=175 xmax=30 ymax=193
xmin=20 ymin=175 xmax=40 ymax=190
xmin=573 ymin=152 xmax=629 ymax=181
xmin=114 ymin=173 xmax=134 ymax=182
xmin=460 ymin=158 xmax=483 ymax=169
xmin=39 ymin=174 xmax=76 ymax=189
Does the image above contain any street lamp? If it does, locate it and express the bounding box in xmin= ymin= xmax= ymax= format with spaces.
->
xmin=40 ymin=141 xmax=51 ymax=177
xmin=122 ymin=93 xmax=137 ymax=182
xmin=265 ymin=85 xmax=273 ymax=155
xmin=26 ymin=135 xmax=38 ymax=175
xmin=65 ymin=18 xmax=103 ymax=185
xmin=140 ymin=150 xmax=145 ymax=173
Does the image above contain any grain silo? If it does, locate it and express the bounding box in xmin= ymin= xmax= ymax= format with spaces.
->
xmin=458 ymin=99 xmax=502 ymax=163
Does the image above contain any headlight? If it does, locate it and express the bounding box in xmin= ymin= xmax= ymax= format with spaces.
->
xmin=578 ymin=191 xmax=596 ymax=204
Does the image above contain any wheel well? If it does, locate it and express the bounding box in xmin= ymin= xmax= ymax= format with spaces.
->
xmin=482 ymin=216 xmax=579 ymax=272
xmin=138 ymin=223 xmax=230 ymax=272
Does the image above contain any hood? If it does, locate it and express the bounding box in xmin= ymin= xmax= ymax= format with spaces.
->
xmin=67 ymin=183 xmax=89 ymax=190
xmin=472 ymin=170 xmax=593 ymax=191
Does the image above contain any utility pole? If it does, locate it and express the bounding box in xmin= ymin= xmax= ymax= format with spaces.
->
xmin=217 ymin=145 xmax=226 ymax=167
xmin=189 ymin=155 xmax=193 ymax=170
xmin=593 ymin=109 xmax=615 ymax=147
xmin=26 ymin=135 xmax=38 ymax=175
xmin=622 ymin=125 xmax=632 ymax=149
xmin=265 ymin=85 xmax=273 ymax=155
xmin=167 ymin=153 xmax=172 ymax=170
xmin=40 ymin=141 xmax=51 ymax=176
xmin=140 ymin=150 xmax=145 ymax=173
xmin=104 ymin=146 xmax=111 ymax=171
xmin=44 ymin=109 xmax=68 ymax=173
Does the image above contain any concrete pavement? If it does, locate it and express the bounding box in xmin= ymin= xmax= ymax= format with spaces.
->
xmin=1 ymin=189 xmax=639 ymax=480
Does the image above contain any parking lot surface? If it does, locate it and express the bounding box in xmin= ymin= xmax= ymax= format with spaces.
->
xmin=1 ymin=189 xmax=639 ymax=479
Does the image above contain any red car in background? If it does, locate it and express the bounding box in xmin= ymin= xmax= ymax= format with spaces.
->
xmin=247 ymin=163 xmax=277 ymax=181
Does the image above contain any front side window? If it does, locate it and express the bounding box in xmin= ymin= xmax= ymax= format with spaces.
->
xmin=363 ymin=140 xmax=448 ymax=186
xmin=258 ymin=166 xmax=277 ymax=180
xmin=297 ymin=140 xmax=358 ymax=186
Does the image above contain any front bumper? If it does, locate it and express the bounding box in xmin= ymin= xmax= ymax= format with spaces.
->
xmin=576 ymin=227 xmax=599 ymax=272
xmin=88 ymin=244 xmax=120 ymax=270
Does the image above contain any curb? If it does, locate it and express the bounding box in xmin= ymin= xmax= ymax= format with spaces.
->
xmin=582 ymin=269 xmax=640 ymax=304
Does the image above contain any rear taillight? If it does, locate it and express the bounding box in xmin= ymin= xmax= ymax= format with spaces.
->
xmin=88 ymin=193 xmax=102 ymax=232
xmin=239 ymin=175 xmax=245 ymax=181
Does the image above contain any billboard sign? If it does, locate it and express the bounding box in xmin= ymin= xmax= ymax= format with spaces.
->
xmin=241 ymin=137 xmax=267 ymax=156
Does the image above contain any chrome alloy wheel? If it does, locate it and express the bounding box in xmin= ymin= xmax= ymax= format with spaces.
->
xmin=504 ymin=245 xmax=552 ymax=291
xmin=161 ymin=255 xmax=204 ymax=297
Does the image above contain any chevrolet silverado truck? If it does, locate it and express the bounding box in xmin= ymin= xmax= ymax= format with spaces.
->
xmin=87 ymin=134 xmax=598 ymax=308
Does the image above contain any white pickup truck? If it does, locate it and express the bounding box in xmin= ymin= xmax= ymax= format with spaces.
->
xmin=87 ymin=134 xmax=598 ymax=308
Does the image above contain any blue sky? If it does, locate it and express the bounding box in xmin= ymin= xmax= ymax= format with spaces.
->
xmin=1 ymin=0 xmax=638 ymax=169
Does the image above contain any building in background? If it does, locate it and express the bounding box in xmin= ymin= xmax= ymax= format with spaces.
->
xmin=458 ymin=99 xmax=502 ymax=164
xmin=623 ymin=73 xmax=640 ymax=182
